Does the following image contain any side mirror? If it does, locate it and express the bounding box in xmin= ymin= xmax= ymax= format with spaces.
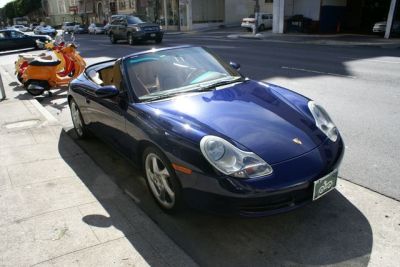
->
xmin=230 ymin=61 xmax=241 ymax=71
xmin=95 ymin=85 xmax=119 ymax=98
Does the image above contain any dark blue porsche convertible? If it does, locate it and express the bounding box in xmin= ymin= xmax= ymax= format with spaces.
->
xmin=68 ymin=46 xmax=344 ymax=217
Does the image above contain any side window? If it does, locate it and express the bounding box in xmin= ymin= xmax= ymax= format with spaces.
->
xmin=10 ymin=31 xmax=24 ymax=38
xmin=262 ymin=15 xmax=268 ymax=20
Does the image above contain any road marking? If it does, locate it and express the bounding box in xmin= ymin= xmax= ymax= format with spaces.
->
xmin=281 ymin=66 xmax=357 ymax=79
xmin=340 ymin=56 xmax=400 ymax=64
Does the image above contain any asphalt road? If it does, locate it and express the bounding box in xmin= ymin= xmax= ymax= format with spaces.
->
xmin=1 ymin=29 xmax=399 ymax=266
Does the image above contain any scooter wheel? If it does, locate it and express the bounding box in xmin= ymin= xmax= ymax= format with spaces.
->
xmin=17 ymin=73 xmax=23 ymax=84
xmin=25 ymin=81 xmax=49 ymax=96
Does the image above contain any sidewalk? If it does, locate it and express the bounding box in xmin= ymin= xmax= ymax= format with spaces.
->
xmin=227 ymin=31 xmax=400 ymax=48
xmin=0 ymin=69 xmax=196 ymax=266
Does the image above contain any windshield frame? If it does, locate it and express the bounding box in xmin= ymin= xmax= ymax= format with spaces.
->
xmin=122 ymin=46 xmax=243 ymax=103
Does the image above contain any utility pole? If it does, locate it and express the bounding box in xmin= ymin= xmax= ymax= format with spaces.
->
xmin=253 ymin=0 xmax=260 ymax=34
xmin=385 ymin=0 xmax=398 ymax=39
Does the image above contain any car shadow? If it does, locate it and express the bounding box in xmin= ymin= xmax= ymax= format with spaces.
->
xmin=59 ymin=129 xmax=373 ymax=266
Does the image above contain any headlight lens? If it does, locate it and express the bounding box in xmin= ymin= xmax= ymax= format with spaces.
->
xmin=200 ymin=136 xmax=273 ymax=179
xmin=308 ymin=101 xmax=338 ymax=142
xmin=133 ymin=26 xmax=141 ymax=32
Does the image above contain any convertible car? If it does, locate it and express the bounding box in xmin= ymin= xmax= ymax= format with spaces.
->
xmin=68 ymin=46 xmax=344 ymax=216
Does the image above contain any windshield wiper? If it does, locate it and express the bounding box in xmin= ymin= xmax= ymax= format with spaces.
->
xmin=141 ymin=77 xmax=247 ymax=102
xmin=193 ymin=77 xmax=247 ymax=92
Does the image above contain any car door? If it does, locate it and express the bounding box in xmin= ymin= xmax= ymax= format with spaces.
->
xmin=9 ymin=30 xmax=32 ymax=49
xmin=0 ymin=32 xmax=11 ymax=51
xmin=118 ymin=18 xmax=128 ymax=39
xmin=86 ymin=61 xmax=129 ymax=153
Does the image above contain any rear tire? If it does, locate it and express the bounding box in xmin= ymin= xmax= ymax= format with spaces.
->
xmin=69 ymin=99 xmax=88 ymax=139
xmin=25 ymin=80 xmax=49 ymax=96
xmin=259 ymin=24 xmax=265 ymax=31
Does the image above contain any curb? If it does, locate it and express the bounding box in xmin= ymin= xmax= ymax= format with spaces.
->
xmin=227 ymin=34 xmax=400 ymax=48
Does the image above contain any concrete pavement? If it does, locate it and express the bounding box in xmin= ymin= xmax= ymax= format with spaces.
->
xmin=0 ymin=67 xmax=196 ymax=266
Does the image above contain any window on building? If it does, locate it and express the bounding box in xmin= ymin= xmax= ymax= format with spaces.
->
xmin=119 ymin=0 xmax=127 ymax=10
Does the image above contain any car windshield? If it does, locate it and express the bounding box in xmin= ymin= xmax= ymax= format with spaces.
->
xmin=124 ymin=47 xmax=242 ymax=101
xmin=127 ymin=16 xmax=143 ymax=24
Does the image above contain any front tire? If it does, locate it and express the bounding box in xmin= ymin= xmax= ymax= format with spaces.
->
xmin=128 ymin=33 xmax=134 ymax=45
xmin=110 ymin=33 xmax=117 ymax=44
xmin=143 ymin=146 xmax=183 ymax=213
xmin=69 ymin=99 xmax=88 ymax=139
xmin=155 ymin=37 xmax=162 ymax=44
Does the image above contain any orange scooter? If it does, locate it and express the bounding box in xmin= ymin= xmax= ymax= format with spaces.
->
xmin=21 ymin=41 xmax=86 ymax=96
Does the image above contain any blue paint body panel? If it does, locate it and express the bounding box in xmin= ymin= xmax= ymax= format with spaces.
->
xmin=68 ymin=46 xmax=345 ymax=216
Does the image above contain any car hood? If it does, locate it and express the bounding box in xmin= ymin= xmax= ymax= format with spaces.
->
xmin=146 ymin=80 xmax=325 ymax=164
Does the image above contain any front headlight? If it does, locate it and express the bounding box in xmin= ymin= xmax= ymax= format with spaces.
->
xmin=133 ymin=26 xmax=141 ymax=32
xmin=200 ymin=136 xmax=273 ymax=179
xmin=308 ymin=101 xmax=338 ymax=142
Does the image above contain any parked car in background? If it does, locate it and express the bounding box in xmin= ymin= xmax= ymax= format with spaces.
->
xmin=108 ymin=15 xmax=163 ymax=45
xmin=73 ymin=24 xmax=88 ymax=34
xmin=62 ymin=22 xmax=76 ymax=33
xmin=241 ymin=13 xmax=273 ymax=31
xmin=88 ymin=23 xmax=105 ymax=34
xmin=372 ymin=20 xmax=400 ymax=35
xmin=68 ymin=45 xmax=344 ymax=216
xmin=104 ymin=23 xmax=111 ymax=35
xmin=9 ymin=24 xmax=30 ymax=32
xmin=29 ymin=23 xmax=39 ymax=31
xmin=0 ymin=29 xmax=52 ymax=51
xmin=33 ymin=25 xmax=57 ymax=37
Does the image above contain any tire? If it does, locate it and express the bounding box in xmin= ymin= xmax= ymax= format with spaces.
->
xmin=259 ymin=24 xmax=265 ymax=31
xmin=17 ymin=73 xmax=23 ymax=83
xmin=69 ymin=99 xmax=88 ymax=139
xmin=128 ymin=33 xmax=134 ymax=45
xmin=110 ymin=33 xmax=117 ymax=44
xmin=25 ymin=80 xmax=49 ymax=96
xmin=155 ymin=37 xmax=162 ymax=44
xmin=143 ymin=146 xmax=183 ymax=213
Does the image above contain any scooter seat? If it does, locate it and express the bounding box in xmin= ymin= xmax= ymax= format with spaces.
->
xmin=29 ymin=59 xmax=61 ymax=67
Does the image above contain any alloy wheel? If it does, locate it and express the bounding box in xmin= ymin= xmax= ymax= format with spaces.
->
xmin=70 ymin=101 xmax=83 ymax=137
xmin=145 ymin=153 xmax=175 ymax=209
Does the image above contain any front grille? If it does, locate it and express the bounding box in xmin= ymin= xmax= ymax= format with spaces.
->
xmin=143 ymin=27 xmax=159 ymax=32
xmin=239 ymin=186 xmax=313 ymax=214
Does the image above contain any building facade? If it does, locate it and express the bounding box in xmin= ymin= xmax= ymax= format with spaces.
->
xmin=42 ymin=0 xmax=272 ymax=30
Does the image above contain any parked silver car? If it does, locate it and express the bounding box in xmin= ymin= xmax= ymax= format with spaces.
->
xmin=88 ymin=23 xmax=105 ymax=34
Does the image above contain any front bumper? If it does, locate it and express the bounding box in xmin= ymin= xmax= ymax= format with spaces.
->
xmin=133 ymin=31 xmax=163 ymax=40
xmin=177 ymin=136 xmax=345 ymax=217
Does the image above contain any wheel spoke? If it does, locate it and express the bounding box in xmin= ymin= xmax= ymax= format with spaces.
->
xmin=152 ymin=157 xmax=159 ymax=173
xmin=161 ymin=177 xmax=175 ymax=199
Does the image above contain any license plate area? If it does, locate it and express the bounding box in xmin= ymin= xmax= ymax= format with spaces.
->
xmin=150 ymin=33 xmax=156 ymax=37
xmin=312 ymin=170 xmax=338 ymax=200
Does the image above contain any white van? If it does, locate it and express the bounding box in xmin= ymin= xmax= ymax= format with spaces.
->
xmin=241 ymin=13 xmax=273 ymax=31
